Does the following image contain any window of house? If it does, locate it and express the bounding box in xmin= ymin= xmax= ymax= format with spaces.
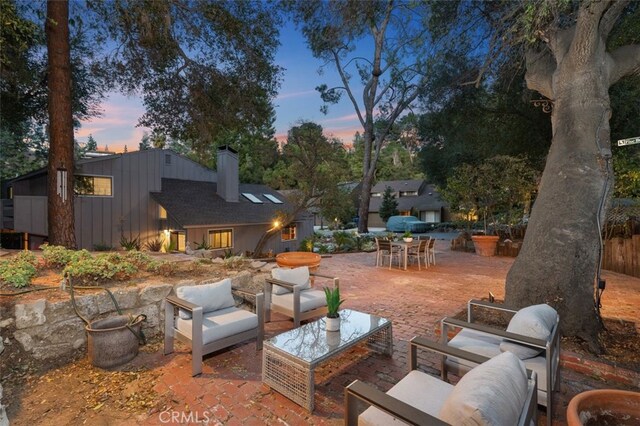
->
xmin=263 ymin=193 xmax=283 ymax=204
xmin=170 ymin=231 xmax=185 ymax=252
xmin=371 ymin=192 xmax=382 ymax=197
xmin=159 ymin=206 xmax=167 ymax=219
xmin=242 ymin=193 xmax=263 ymax=203
xmin=7 ymin=186 xmax=12 ymax=199
xmin=165 ymin=154 xmax=172 ymax=165
xmin=281 ymin=224 xmax=297 ymax=241
xmin=74 ymin=175 xmax=113 ymax=196
xmin=209 ymin=228 xmax=233 ymax=249
xmin=399 ymin=191 xmax=418 ymax=197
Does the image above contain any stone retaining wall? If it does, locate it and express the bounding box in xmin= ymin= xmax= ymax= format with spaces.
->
xmin=2 ymin=269 xmax=270 ymax=362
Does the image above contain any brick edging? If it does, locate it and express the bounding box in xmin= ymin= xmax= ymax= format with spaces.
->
xmin=560 ymin=351 xmax=640 ymax=387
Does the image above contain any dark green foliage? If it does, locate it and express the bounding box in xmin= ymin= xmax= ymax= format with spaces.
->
xmin=0 ymin=251 xmax=38 ymax=288
xmin=379 ymin=186 xmax=399 ymax=223
xmin=120 ymin=235 xmax=141 ymax=251
xmin=332 ymin=231 xmax=354 ymax=252
xmin=144 ymin=238 xmax=163 ymax=252
xmin=93 ymin=242 xmax=114 ymax=251
xmin=194 ymin=237 xmax=212 ymax=250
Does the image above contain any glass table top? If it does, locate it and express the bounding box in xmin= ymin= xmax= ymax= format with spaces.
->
xmin=265 ymin=309 xmax=390 ymax=364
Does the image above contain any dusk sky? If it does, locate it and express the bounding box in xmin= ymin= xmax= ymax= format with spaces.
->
xmin=75 ymin=22 xmax=366 ymax=152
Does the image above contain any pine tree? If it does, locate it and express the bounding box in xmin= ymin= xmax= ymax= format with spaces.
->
xmin=378 ymin=186 xmax=399 ymax=223
xmin=123 ymin=145 xmax=128 ymax=153
xmin=85 ymin=134 xmax=98 ymax=151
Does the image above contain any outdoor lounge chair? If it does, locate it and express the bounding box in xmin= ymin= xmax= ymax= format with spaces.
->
xmin=440 ymin=299 xmax=560 ymax=426
xmin=164 ymin=278 xmax=264 ymax=376
xmin=264 ymin=266 xmax=339 ymax=327
xmin=345 ymin=337 xmax=538 ymax=425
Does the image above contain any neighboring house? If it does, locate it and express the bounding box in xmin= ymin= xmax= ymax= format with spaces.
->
xmin=368 ymin=179 xmax=449 ymax=228
xmin=3 ymin=147 xmax=313 ymax=254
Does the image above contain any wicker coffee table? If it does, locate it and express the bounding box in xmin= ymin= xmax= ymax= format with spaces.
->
xmin=262 ymin=309 xmax=393 ymax=411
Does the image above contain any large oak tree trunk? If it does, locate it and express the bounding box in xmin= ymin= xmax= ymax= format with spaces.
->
xmin=504 ymin=0 xmax=640 ymax=345
xmin=46 ymin=0 xmax=76 ymax=248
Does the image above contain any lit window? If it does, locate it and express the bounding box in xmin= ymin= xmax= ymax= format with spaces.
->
xmin=242 ymin=193 xmax=263 ymax=203
xmin=281 ymin=224 xmax=297 ymax=241
xmin=159 ymin=206 xmax=167 ymax=219
xmin=371 ymin=192 xmax=382 ymax=197
xmin=209 ymin=229 xmax=233 ymax=249
xmin=263 ymin=193 xmax=283 ymax=204
xmin=399 ymin=191 xmax=418 ymax=197
xmin=7 ymin=186 xmax=12 ymax=199
xmin=75 ymin=175 xmax=112 ymax=196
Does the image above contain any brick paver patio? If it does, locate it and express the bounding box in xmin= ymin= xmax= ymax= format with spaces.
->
xmin=13 ymin=245 xmax=640 ymax=425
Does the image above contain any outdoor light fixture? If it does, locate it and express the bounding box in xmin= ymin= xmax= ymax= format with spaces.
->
xmin=273 ymin=220 xmax=281 ymax=229
xmin=56 ymin=166 xmax=68 ymax=203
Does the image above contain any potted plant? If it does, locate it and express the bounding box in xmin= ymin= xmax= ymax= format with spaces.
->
xmin=442 ymin=156 xmax=538 ymax=257
xmin=402 ymin=231 xmax=413 ymax=242
xmin=324 ymin=286 xmax=344 ymax=332
xmin=566 ymin=389 xmax=640 ymax=426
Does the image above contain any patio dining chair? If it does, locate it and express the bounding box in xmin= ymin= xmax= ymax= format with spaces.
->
xmin=426 ymin=237 xmax=436 ymax=266
xmin=375 ymin=237 xmax=401 ymax=269
xmin=407 ymin=238 xmax=429 ymax=270
xmin=345 ymin=337 xmax=537 ymax=425
xmin=439 ymin=299 xmax=560 ymax=426
xmin=264 ymin=266 xmax=339 ymax=327
xmin=164 ymin=278 xmax=264 ymax=376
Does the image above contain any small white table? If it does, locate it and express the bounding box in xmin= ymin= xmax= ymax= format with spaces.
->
xmin=391 ymin=240 xmax=419 ymax=270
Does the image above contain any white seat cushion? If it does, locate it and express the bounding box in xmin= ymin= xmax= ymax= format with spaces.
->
xmin=176 ymin=306 xmax=257 ymax=345
xmin=271 ymin=266 xmax=311 ymax=295
xmin=500 ymin=304 xmax=557 ymax=359
xmin=359 ymin=370 xmax=454 ymax=426
xmin=176 ymin=278 xmax=236 ymax=319
xmin=439 ymin=352 xmax=528 ymax=426
xmin=447 ymin=328 xmax=549 ymax=406
xmin=271 ymin=289 xmax=326 ymax=313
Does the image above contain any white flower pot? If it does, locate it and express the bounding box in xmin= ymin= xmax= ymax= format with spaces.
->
xmin=325 ymin=316 xmax=341 ymax=332
xmin=403 ymin=237 xmax=413 ymax=242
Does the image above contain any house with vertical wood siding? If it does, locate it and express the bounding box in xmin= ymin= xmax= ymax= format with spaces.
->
xmin=3 ymin=146 xmax=313 ymax=255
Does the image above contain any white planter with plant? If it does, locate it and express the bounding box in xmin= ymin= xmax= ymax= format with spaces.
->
xmin=324 ymin=286 xmax=344 ymax=332
xmin=402 ymin=231 xmax=413 ymax=242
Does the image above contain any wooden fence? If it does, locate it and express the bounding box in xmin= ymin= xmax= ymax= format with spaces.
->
xmin=602 ymin=235 xmax=640 ymax=278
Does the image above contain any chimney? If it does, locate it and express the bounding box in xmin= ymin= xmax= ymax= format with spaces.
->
xmin=217 ymin=145 xmax=239 ymax=202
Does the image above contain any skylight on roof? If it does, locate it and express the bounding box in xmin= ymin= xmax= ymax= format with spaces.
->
xmin=242 ymin=193 xmax=263 ymax=203
xmin=263 ymin=193 xmax=283 ymax=204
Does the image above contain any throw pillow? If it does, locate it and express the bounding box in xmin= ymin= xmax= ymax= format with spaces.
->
xmin=439 ymin=351 xmax=529 ymax=426
xmin=500 ymin=303 xmax=558 ymax=359
xmin=176 ymin=278 xmax=236 ymax=319
xmin=271 ymin=266 xmax=311 ymax=295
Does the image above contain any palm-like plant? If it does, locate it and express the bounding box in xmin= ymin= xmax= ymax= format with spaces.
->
xmin=323 ymin=286 xmax=344 ymax=318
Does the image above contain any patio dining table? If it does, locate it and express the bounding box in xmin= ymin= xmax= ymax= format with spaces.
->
xmin=390 ymin=240 xmax=419 ymax=270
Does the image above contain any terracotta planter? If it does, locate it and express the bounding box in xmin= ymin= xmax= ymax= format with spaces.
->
xmin=275 ymin=252 xmax=321 ymax=272
xmin=471 ymin=235 xmax=500 ymax=257
xmin=566 ymin=389 xmax=640 ymax=426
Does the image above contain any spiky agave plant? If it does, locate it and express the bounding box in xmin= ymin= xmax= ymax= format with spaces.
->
xmin=324 ymin=286 xmax=345 ymax=318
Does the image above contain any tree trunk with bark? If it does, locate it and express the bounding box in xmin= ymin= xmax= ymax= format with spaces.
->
xmin=505 ymin=1 xmax=640 ymax=345
xmin=46 ymin=0 xmax=76 ymax=248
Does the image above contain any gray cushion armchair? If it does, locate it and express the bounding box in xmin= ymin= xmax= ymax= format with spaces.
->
xmin=345 ymin=337 xmax=538 ymax=425
xmin=164 ymin=278 xmax=264 ymax=376
xmin=264 ymin=266 xmax=339 ymax=327
xmin=440 ymin=299 xmax=560 ymax=426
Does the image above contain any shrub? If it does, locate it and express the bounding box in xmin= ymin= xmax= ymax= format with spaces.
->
xmin=194 ymin=236 xmax=212 ymax=250
xmin=93 ymin=242 xmax=114 ymax=251
xmin=42 ymin=245 xmax=91 ymax=268
xmin=0 ymin=251 xmax=38 ymax=288
xmin=120 ymin=235 xmax=141 ymax=251
xmin=333 ymin=231 xmax=354 ymax=252
xmin=144 ymin=238 xmax=163 ymax=252
xmin=223 ymin=255 xmax=247 ymax=269
xmin=299 ymin=236 xmax=315 ymax=252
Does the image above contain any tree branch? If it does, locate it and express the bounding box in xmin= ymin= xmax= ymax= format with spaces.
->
xmin=609 ymin=44 xmax=640 ymax=86
xmin=331 ymin=49 xmax=366 ymax=127
xmin=600 ymin=0 xmax=630 ymax=38
xmin=524 ymin=49 xmax=555 ymax=99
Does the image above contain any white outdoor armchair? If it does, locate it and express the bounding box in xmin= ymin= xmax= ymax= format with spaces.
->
xmin=164 ymin=278 xmax=264 ymax=376
xmin=440 ymin=299 xmax=560 ymax=426
xmin=264 ymin=266 xmax=339 ymax=327
xmin=345 ymin=337 xmax=538 ymax=425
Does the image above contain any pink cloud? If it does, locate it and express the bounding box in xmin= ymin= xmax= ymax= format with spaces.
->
xmin=276 ymin=90 xmax=316 ymax=100
xmin=320 ymin=113 xmax=360 ymax=124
